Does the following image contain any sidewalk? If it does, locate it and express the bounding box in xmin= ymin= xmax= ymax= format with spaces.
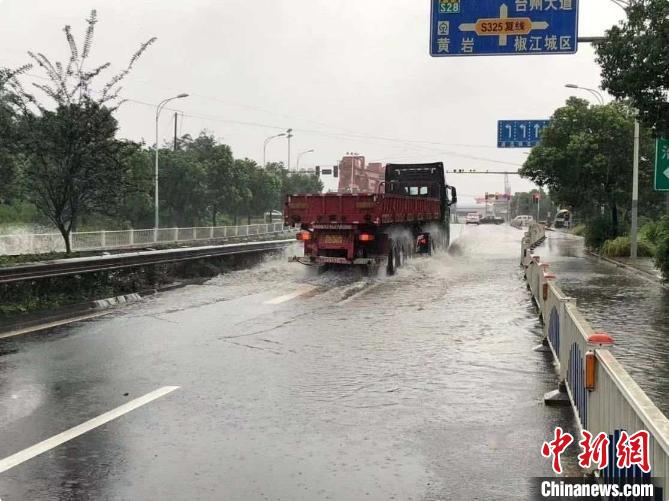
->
xmin=591 ymin=253 xmax=666 ymax=286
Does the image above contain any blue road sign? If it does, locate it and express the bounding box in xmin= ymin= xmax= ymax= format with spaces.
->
xmin=430 ymin=0 xmax=579 ymax=57
xmin=497 ymin=120 xmax=549 ymax=147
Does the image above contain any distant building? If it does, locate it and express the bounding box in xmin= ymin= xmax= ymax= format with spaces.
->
xmin=337 ymin=154 xmax=385 ymax=193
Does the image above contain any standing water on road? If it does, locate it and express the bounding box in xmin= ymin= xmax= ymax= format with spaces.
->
xmin=0 ymin=225 xmax=577 ymax=500
xmin=542 ymin=231 xmax=669 ymax=416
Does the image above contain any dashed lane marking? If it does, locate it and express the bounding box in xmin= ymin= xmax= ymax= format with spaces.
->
xmin=0 ymin=386 xmax=180 ymax=474
xmin=0 ymin=311 xmax=114 ymax=340
xmin=263 ymin=285 xmax=317 ymax=305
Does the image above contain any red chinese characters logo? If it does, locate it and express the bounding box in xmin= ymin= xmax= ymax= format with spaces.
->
xmin=616 ymin=430 xmax=651 ymax=473
xmin=542 ymin=428 xmax=652 ymax=474
xmin=541 ymin=427 xmax=574 ymax=474
xmin=578 ymin=431 xmax=610 ymax=470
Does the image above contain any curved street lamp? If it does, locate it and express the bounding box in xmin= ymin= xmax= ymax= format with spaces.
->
xmin=296 ymin=149 xmax=315 ymax=171
xmin=155 ymin=93 xmax=189 ymax=233
xmin=263 ymin=133 xmax=286 ymax=168
xmin=564 ymin=83 xmax=604 ymax=105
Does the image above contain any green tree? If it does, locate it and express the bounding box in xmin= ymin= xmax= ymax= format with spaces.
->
xmin=182 ymin=133 xmax=236 ymax=226
xmin=118 ymin=148 xmax=154 ymax=228
xmin=159 ymin=150 xmax=208 ymax=227
xmin=249 ymin=166 xmax=281 ymax=223
xmin=520 ymin=98 xmax=659 ymax=238
xmin=0 ymin=70 xmax=29 ymax=204
xmin=3 ymin=9 xmax=155 ymax=251
xmin=22 ymin=101 xmax=139 ymax=251
xmin=510 ymin=190 xmax=556 ymax=221
xmin=596 ymin=0 xmax=669 ymax=136
xmin=266 ymin=162 xmax=323 ymax=207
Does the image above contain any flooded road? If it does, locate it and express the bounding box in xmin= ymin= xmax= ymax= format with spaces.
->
xmin=0 ymin=225 xmax=576 ymax=500
xmin=542 ymin=231 xmax=669 ymax=416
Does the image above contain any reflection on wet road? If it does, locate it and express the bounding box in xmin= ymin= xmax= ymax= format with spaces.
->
xmin=0 ymin=226 xmax=575 ymax=500
xmin=543 ymin=232 xmax=669 ymax=416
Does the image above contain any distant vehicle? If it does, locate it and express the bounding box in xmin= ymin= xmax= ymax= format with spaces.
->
xmin=285 ymin=162 xmax=457 ymax=274
xmin=479 ymin=215 xmax=504 ymax=225
xmin=512 ymin=215 xmax=535 ymax=227
xmin=264 ymin=210 xmax=282 ymax=222
xmin=554 ymin=209 xmax=572 ymax=229
xmin=465 ymin=212 xmax=481 ymax=225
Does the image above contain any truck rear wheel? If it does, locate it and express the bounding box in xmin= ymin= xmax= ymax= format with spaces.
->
xmin=387 ymin=249 xmax=395 ymax=276
xmin=394 ymin=245 xmax=403 ymax=270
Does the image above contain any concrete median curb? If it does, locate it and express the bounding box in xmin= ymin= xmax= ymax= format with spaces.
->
xmin=586 ymin=250 xmax=668 ymax=290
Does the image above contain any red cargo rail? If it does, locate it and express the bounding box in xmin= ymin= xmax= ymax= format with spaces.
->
xmin=284 ymin=193 xmax=441 ymax=227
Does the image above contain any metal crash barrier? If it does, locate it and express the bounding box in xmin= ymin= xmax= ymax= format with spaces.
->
xmin=0 ymin=222 xmax=289 ymax=255
xmin=522 ymin=224 xmax=669 ymax=496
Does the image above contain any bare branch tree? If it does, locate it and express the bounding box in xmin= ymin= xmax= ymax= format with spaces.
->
xmin=5 ymin=9 xmax=157 ymax=111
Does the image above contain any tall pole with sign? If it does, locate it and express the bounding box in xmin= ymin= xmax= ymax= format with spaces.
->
xmin=630 ymin=119 xmax=640 ymax=259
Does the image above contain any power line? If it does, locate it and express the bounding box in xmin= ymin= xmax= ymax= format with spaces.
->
xmin=123 ymin=98 xmax=521 ymax=167
xmin=7 ymin=69 xmax=524 ymax=167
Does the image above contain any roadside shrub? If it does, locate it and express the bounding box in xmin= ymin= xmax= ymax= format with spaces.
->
xmin=570 ymin=224 xmax=586 ymax=237
xmin=600 ymin=236 xmax=655 ymax=258
xmin=639 ymin=220 xmax=662 ymax=246
xmin=585 ymin=217 xmax=614 ymax=249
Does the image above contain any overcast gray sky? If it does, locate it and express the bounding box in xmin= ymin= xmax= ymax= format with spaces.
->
xmin=0 ymin=0 xmax=625 ymax=198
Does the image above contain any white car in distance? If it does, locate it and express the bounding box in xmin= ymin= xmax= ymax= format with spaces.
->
xmin=465 ymin=213 xmax=481 ymax=225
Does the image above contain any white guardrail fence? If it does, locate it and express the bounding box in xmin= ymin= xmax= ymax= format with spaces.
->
xmin=0 ymin=222 xmax=288 ymax=255
xmin=522 ymin=224 xmax=669 ymax=496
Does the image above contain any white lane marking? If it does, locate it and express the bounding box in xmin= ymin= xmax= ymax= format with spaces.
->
xmin=0 ymin=311 xmax=114 ymax=340
xmin=264 ymin=285 xmax=317 ymax=305
xmin=0 ymin=386 xmax=179 ymax=474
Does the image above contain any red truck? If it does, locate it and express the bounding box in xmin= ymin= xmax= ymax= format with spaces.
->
xmin=284 ymin=162 xmax=457 ymax=274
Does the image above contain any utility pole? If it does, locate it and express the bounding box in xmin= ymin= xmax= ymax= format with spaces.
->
xmin=286 ymin=128 xmax=293 ymax=170
xmin=173 ymin=112 xmax=178 ymax=152
xmin=630 ymin=118 xmax=640 ymax=259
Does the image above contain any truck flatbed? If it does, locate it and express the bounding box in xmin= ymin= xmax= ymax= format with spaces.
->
xmin=285 ymin=193 xmax=442 ymax=227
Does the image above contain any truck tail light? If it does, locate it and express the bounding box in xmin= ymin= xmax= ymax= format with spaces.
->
xmin=296 ymin=231 xmax=312 ymax=241
xmin=358 ymin=233 xmax=375 ymax=242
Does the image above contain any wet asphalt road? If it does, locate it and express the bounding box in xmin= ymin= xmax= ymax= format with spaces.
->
xmin=0 ymin=225 xmax=576 ymax=500
xmin=542 ymin=231 xmax=669 ymax=416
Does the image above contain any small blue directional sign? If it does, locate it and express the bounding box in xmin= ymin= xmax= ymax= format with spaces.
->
xmin=430 ymin=0 xmax=579 ymax=57
xmin=497 ymin=120 xmax=549 ymax=148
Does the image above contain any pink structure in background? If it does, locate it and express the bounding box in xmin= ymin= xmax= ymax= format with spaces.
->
xmin=337 ymin=154 xmax=386 ymax=194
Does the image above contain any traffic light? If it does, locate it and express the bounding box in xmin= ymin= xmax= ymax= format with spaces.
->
xmin=333 ymin=165 xmax=339 ymax=178
xmin=315 ymin=166 xmax=321 ymax=177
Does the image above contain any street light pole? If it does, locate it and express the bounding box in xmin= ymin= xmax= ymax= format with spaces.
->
xmin=631 ymin=117 xmax=640 ymax=259
xmin=564 ymin=84 xmax=604 ymax=105
xmin=263 ymin=133 xmax=286 ymax=168
xmin=296 ymin=149 xmax=315 ymax=171
xmin=565 ymin=83 xmax=641 ymax=259
xmin=286 ymin=128 xmax=293 ymax=170
xmin=155 ymin=93 xmax=189 ymax=237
